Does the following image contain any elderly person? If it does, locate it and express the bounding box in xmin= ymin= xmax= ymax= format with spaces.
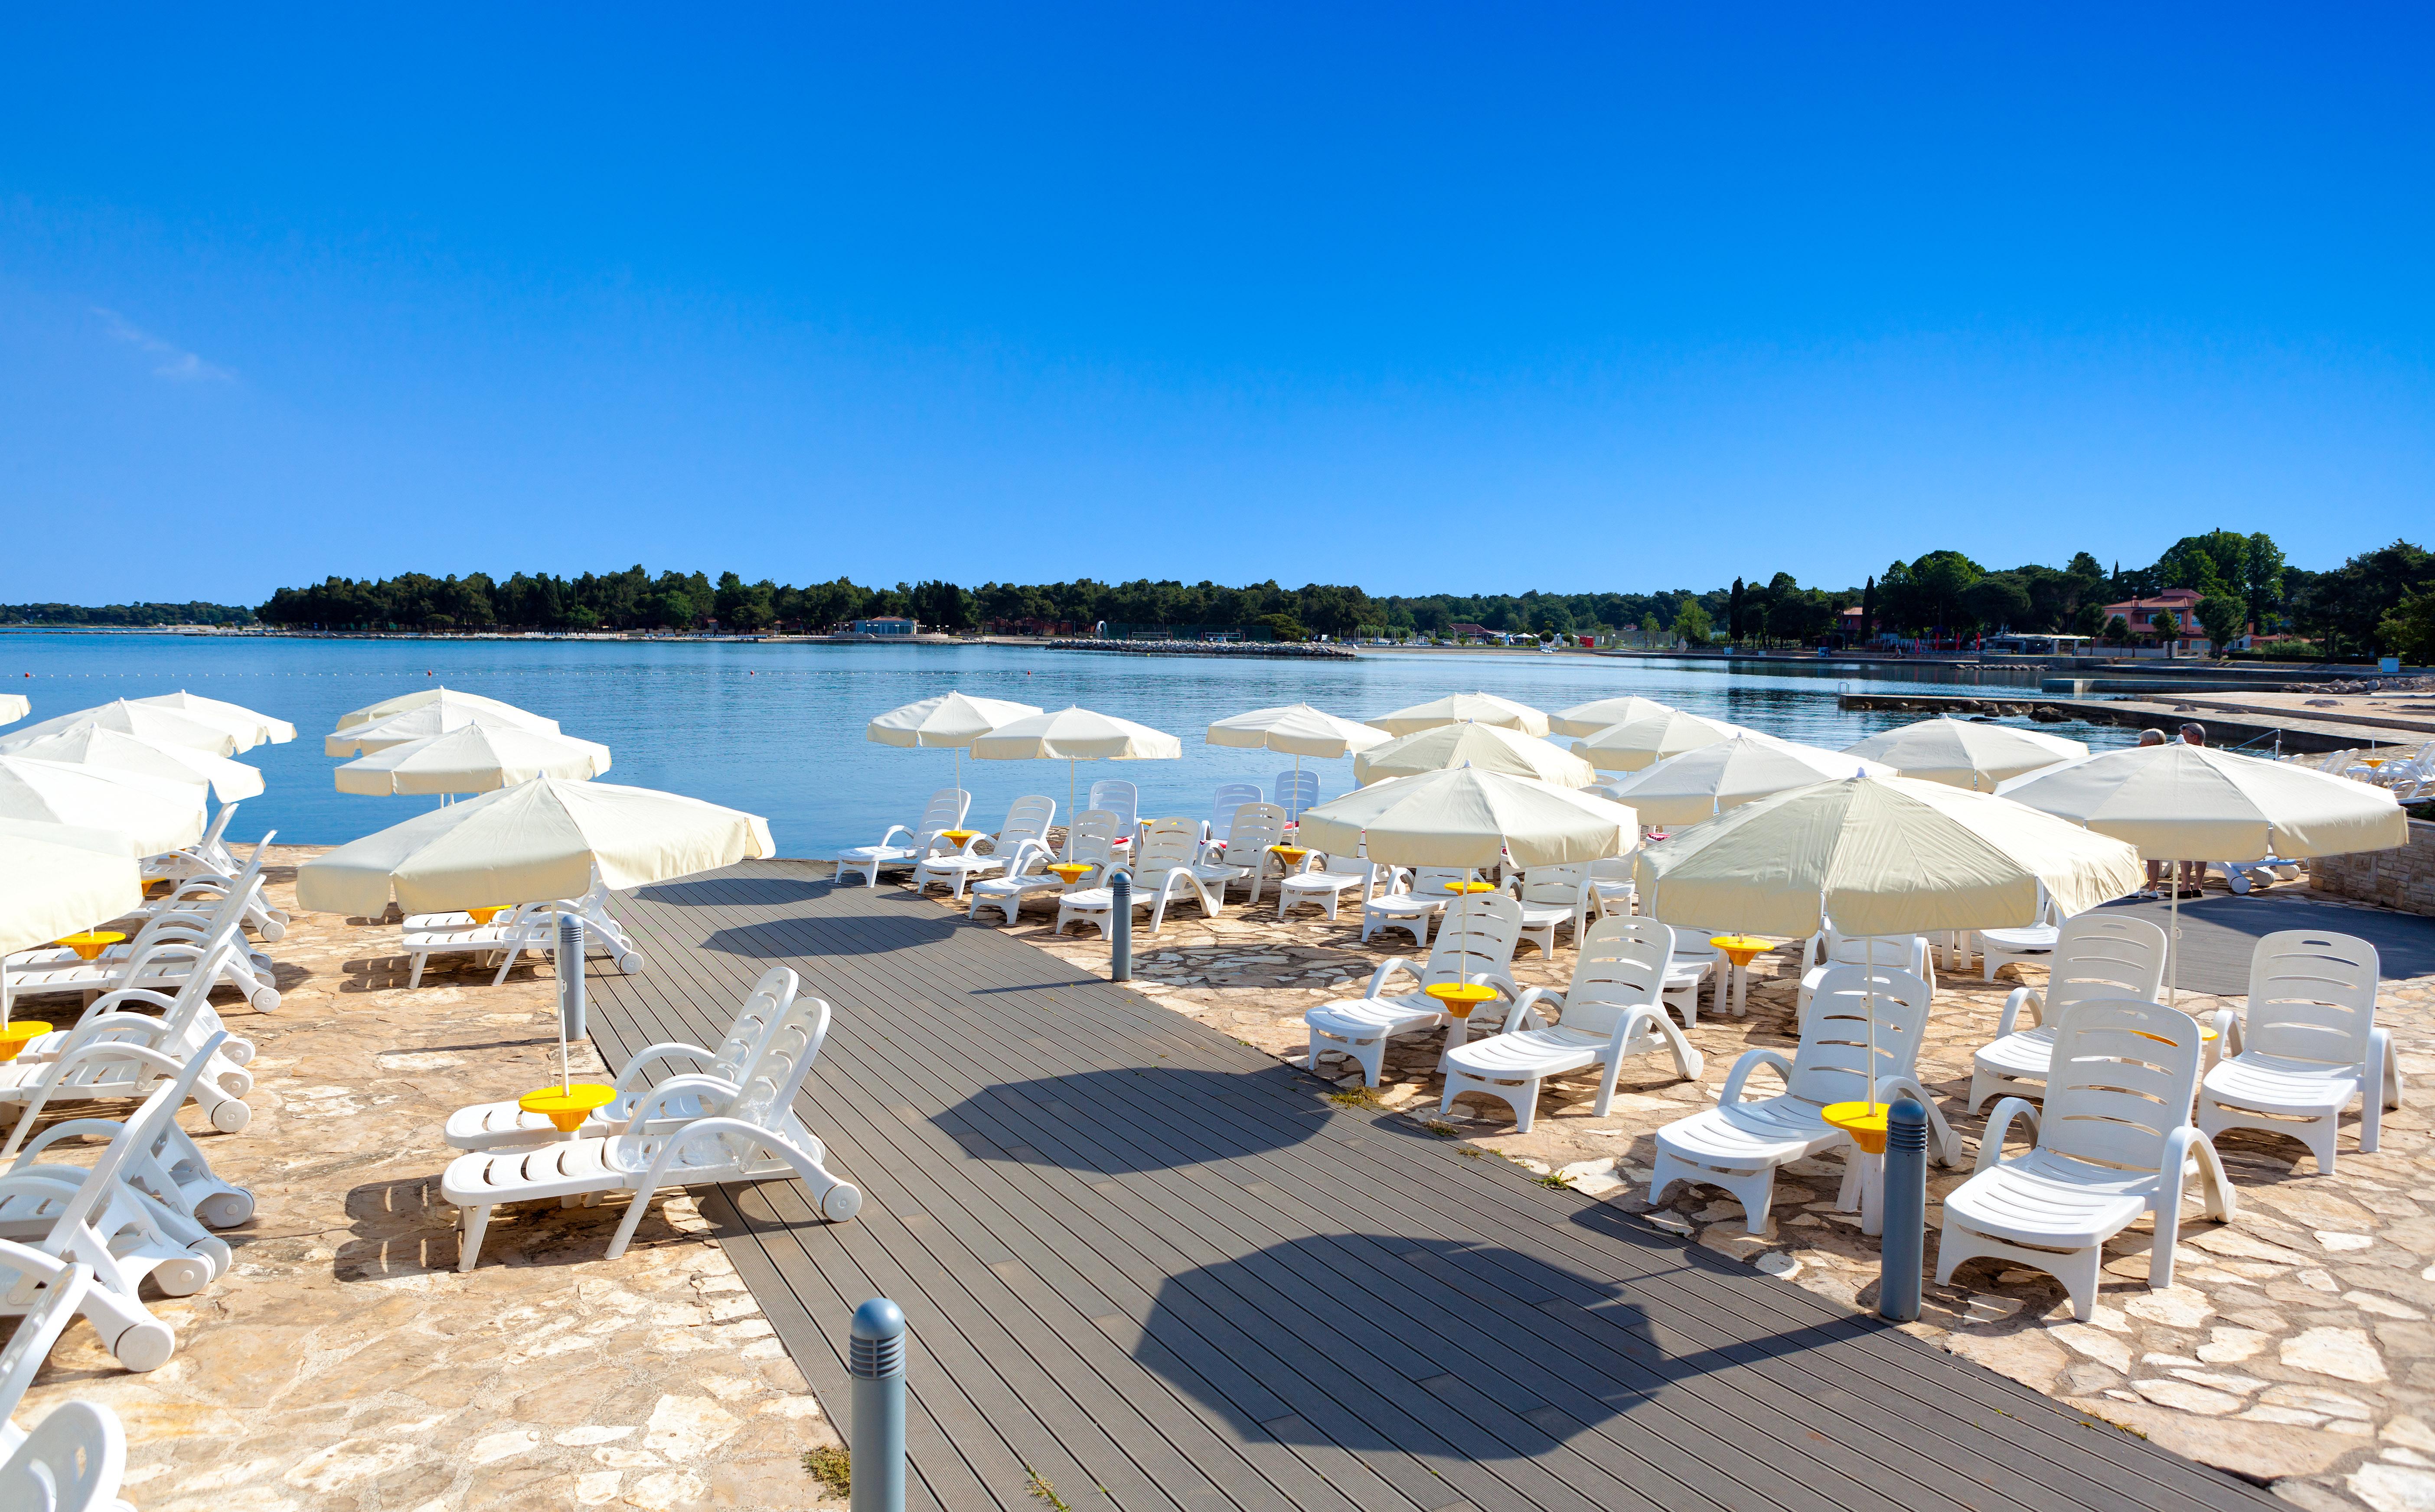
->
xmin=2136 ymin=730 xmax=2174 ymax=897
xmin=2170 ymin=724 xmax=2208 ymax=893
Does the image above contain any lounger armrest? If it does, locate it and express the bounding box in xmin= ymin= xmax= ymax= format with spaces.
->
xmin=619 ymin=1075 xmax=742 ymax=1133
xmin=1506 ymin=988 xmax=1560 ymax=1035
xmin=2211 ymin=1007 xmax=2240 ymax=1056
xmin=78 ymin=987 xmax=181 ymax=1019
xmin=1470 ymin=971 xmax=1521 ymax=1000
xmin=1978 ymin=1097 xmax=2041 ymax=1172
xmin=638 ymin=1115 xmax=788 ymax=1184
xmin=1995 ymin=986 xmax=2042 ymax=1036
xmin=1612 ymin=1004 xmax=1705 ymax=1080
xmin=53 ymin=1013 xmax=176 ymax=1046
xmin=870 ymin=824 xmax=914 ymax=853
xmin=0 ymin=1237 xmax=76 ymax=1288
xmin=13 ymin=1118 xmax=137 ymax=1167
xmin=2164 ymin=1126 xmax=2238 ymax=1222
xmin=1873 ymin=1074 xmax=1962 ymax=1165
xmin=1802 ymin=930 xmax=1828 ymax=966
xmin=1719 ymin=1049 xmax=1793 ymax=1106
xmin=1365 ymin=958 xmax=1421 ymax=999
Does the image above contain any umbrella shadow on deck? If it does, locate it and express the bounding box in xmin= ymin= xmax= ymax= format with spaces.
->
xmin=2098 ymin=891 xmax=2435 ymax=992
xmin=633 ymin=876 xmax=828 ymax=907
xmin=930 ymin=1066 xmax=1426 ymax=1174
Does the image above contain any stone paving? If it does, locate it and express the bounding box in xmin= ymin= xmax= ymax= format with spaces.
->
xmin=915 ymin=860 xmax=2435 ymax=1511
xmin=10 ymin=846 xmax=842 ymax=1512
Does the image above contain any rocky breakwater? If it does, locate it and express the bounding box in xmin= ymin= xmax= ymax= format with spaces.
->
xmin=1044 ymin=638 xmax=1358 ymax=659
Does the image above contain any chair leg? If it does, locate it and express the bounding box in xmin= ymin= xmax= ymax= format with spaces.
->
xmin=408 ymin=952 xmax=426 ymax=989
xmin=457 ymin=1204 xmax=492 ymax=1273
xmin=606 ymin=1184 xmax=657 ymax=1260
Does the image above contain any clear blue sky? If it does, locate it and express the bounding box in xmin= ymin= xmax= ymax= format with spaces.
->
xmin=3 ymin=5 xmax=2429 ymax=605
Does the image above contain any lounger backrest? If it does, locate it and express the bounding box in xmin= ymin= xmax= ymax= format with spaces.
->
xmin=2040 ymin=998 xmax=2203 ymax=1174
xmin=1133 ymin=818 xmax=1200 ymax=873
xmin=997 ymin=795 xmax=1057 ymax=850
xmin=1597 ymin=915 xmax=1676 ymax=959
xmin=28 ymin=1032 xmax=230 ymax=1237
xmin=0 ymin=1244 xmax=92 ymax=1427
xmin=0 ymin=1398 xmax=126 ymax=1511
xmin=720 ymin=997 xmax=835 ymax=1151
xmin=1784 ymin=967 xmax=1931 ymax=1107
xmin=2244 ymin=929 xmax=2379 ymax=1069
xmin=194 ymin=801 xmax=237 ymax=857
xmin=914 ymin=789 xmax=972 ymax=846
xmin=1208 ymin=785 xmax=1264 ymax=842
xmin=1559 ymin=917 xmax=1672 ymax=1039
xmin=1514 ymin=864 xmax=1590 ymax=907
xmin=2044 ymin=913 xmax=2168 ymax=1012
xmin=999 ymin=840 xmax=1054 ymax=879
xmin=710 ymin=968 xmax=802 ymax=1084
xmin=1821 ymin=929 xmax=1929 ymax=977
xmin=1420 ymin=893 xmax=1525 ymax=987
xmin=1221 ymin=804 xmax=1288 ymax=860
xmin=1087 ymin=780 xmax=1137 ymax=831
xmin=1272 ymin=770 xmax=1319 ymax=820
xmin=1066 ymin=810 xmax=1122 ymax=866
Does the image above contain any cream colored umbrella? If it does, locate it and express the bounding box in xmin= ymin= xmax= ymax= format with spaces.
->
xmin=1 ymin=723 xmax=264 ymax=802
xmin=1598 ymin=732 xmax=1894 ymax=827
xmin=1570 ymin=709 xmax=1742 ymax=773
xmin=971 ymin=706 xmax=1182 ymax=857
xmin=1354 ymin=722 xmax=1598 ymax=788
xmin=1297 ymin=767 xmax=1638 ymax=871
xmin=1842 ymin=717 xmax=2086 ymax=791
xmin=1206 ymin=701 xmax=1393 ymax=799
xmin=335 ymin=686 xmax=549 ymax=734
xmin=336 ymin=723 xmax=613 ymax=796
xmin=0 ymin=818 xmax=144 ymax=1022
xmin=327 ymin=694 xmax=561 ymax=756
xmin=1998 ymin=742 xmax=2410 ymax=1004
xmin=0 ymin=694 xmax=26 ymax=726
xmin=0 ymin=756 xmax=205 ymax=856
xmin=1549 ymin=694 xmax=1677 ymax=739
xmin=1367 ymin=692 xmax=1550 ymax=738
xmin=4 ymin=699 xmax=239 ymax=757
xmin=867 ymin=690 xmax=1044 ymax=792
xmin=127 ymin=691 xmax=296 ymax=750
xmin=294 ymin=777 xmax=774 ymax=917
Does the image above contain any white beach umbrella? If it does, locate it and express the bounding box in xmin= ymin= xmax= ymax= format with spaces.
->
xmin=4 ymin=699 xmax=240 ymax=758
xmin=335 ymin=723 xmax=614 ymax=796
xmin=1569 ymin=709 xmax=1743 ymax=773
xmin=127 ymin=691 xmax=296 ymax=750
xmin=294 ymin=777 xmax=774 ymax=917
xmin=1998 ymin=742 xmax=2410 ymax=1004
xmin=866 ymin=690 xmax=1044 ymax=792
xmin=1208 ymin=701 xmax=1392 ymax=800
xmin=1296 ymin=767 xmax=1638 ymax=871
xmin=1354 ymin=722 xmax=1599 ymax=789
xmin=1549 ymin=694 xmax=1677 ymax=739
xmin=327 ymin=694 xmax=562 ymax=756
xmin=0 ymin=818 xmax=142 ymax=957
xmin=1597 ymin=732 xmax=1894 ymax=827
xmin=335 ymin=686 xmax=551 ymax=734
xmin=972 ymin=707 xmax=1183 ymax=856
xmin=0 ymin=755 xmax=205 ymax=856
xmin=0 ymin=694 xmax=26 ymax=726
xmin=2 ymin=723 xmax=264 ymax=802
xmin=1841 ymin=717 xmax=2087 ymax=791
xmin=1368 ymin=692 xmax=1551 ymax=738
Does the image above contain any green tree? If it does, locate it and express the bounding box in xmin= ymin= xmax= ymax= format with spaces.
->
xmin=2151 ymin=531 xmax=2249 ymax=599
xmin=1673 ymin=599 xmax=1714 ymax=644
xmin=2196 ymin=593 xmax=2247 ymax=655
xmin=2242 ymin=533 xmax=2286 ymax=630
xmin=2103 ymin=613 xmax=2132 ymax=645
xmin=1639 ymin=613 xmax=1661 ymax=639
xmin=1257 ymin=611 xmax=1308 ymax=642
xmin=1960 ymin=573 xmax=2031 ymax=633
xmin=2377 ymin=585 xmax=2435 ymax=666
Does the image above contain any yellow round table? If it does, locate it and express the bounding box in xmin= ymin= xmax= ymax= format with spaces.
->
xmin=1709 ymin=935 xmax=1769 ymax=1018
xmin=1441 ymin=880 xmax=1501 ymax=895
xmin=939 ymin=828 xmax=980 ymax=847
xmin=465 ymin=906 xmax=507 ymax=925
xmin=53 ymin=931 xmax=124 ymax=961
xmin=1047 ymin=862 xmax=1095 ymax=886
xmin=0 ymin=1021 xmax=52 ymax=1062
xmin=1821 ymin=1101 xmax=1891 ymax=1235
xmin=519 ymin=1083 xmax=617 ymax=1133
xmin=1422 ymin=981 xmax=1501 ymax=1020
xmin=1269 ymin=845 xmax=1311 ymax=873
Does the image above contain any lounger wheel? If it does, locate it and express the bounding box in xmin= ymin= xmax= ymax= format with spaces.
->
xmin=221 ymin=1037 xmax=256 ymax=1067
xmin=209 ymin=1100 xmax=253 ymax=1134
xmin=197 ymin=1189 xmax=255 ymax=1228
xmin=217 ymin=1066 xmax=255 ymax=1097
xmin=615 ymin=951 xmax=648 ymax=974
xmin=255 ymin=919 xmax=287 ymax=942
xmin=151 ymin=1253 xmax=213 ymax=1297
xmin=189 ymin=1236 xmax=234 ymax=1278
xmin=2228 ymin=871 xmax=2252 ymax=894
xmin=106 ymin=1319 xmax=176 ymax=1373
xmin=247 ymin=986 xmax=281 ymax=1013
xmin=820 ymin=1182 xmax=863 ymax=1222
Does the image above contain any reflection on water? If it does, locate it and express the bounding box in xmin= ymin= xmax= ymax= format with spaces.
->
xmin=0 ymin=635 xmax=2126 ymax=851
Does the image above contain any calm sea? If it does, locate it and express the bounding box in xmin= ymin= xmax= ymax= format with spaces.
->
xmin=0 ymin=634 xmax=2135 ymax=853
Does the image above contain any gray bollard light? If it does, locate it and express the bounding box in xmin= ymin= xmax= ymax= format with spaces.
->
xmin=1879 ymin=1095 xmax=1927 ymax=1323
xmin=849 ymin=1297 xmax=908 ymax=1512
xmin=556 ymin=915 xmax=586 ymax=1042
xmin=1110 ymin=868 xmax=1132 ymax=982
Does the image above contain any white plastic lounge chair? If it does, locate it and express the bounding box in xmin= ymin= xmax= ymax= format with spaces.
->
xmin=1201 ymin=783 xmax=1266 ymax=855
xmin=1587 ymin=856 xmax=1637 ymax=919
xmin=912 ymin=795 xmax=1055 ymax=899
xmin=1048 ymin=813 xmax=1123 ymax=938
xmin=400 ymin=899 xmax=556 ymax=988
xmin=140 ymin=800 xmax=241 ymax=885
xmin=1276 ymin=853 xmax=1381 ymax=922
xmin=136 ymin=834 xmax=287 ymax=941
xmin=0 ymin=1246 xmax=97 ymax=1443
xmin=0 ymin=1398 xmax=133 ymax=1512
xmin=1650 ymin=966 xmax=1954 ymax=1232
xmin=2199 ymin=930 xmax=2399 ymax=1174
xmin=1360 ymin=866 xmax=1466 ymax=949
xmin=966 ymin=841 xmax=1064 ymax=926
xmin=1440 ymin=917 xmax=1703 ymax=1131
xmin=1599 ymin=916 xmax=1714 ymax=1026
xmin=1941 ymin=998 xmax=2236 ymax=1319
xmin=1795 ymin=928 xmax=1931 ymax=1016
xmin=1271 ymin=770 xmax=1319 ymax=821
xmin=446 ymin=968 xmax=802 ymax=1151
xmin=6 ymin=851 xmax=280 ymax=1013
xmin=1510 ymin=864 xmax=1594 ymax=959
xmin=1054 ymin=819 xmax=1223 ymax=938
xmin=833 ymin=788 xmax=970 ymax=886
xmin=1087 ymin=779 xmax=1139 ymax=842
xmin=0 ymin=1233 xmax=168 ymax=1382
xmin=1200 ymin=804 xmax=1289 ymax=903
xmin=1975 ymin=890 xmax=2062 ymax=982
xmin=0 ymin=961 xmax=256 ymax=1139
xmin=444 ymin=994 xmax=860 ymax=1270
xmin=1968 ymin=912 xmax=2167 ymax=1112
xmin=1305 ymin=893 xmax=1525 ymax=1087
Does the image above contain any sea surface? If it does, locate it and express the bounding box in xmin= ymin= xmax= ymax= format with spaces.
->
xmin=0 ymin=634 xmax=2139 ymax=854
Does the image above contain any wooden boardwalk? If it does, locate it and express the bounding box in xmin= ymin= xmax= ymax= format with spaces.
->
xmin=586 ymin=863 xmax=2276 ymax=1512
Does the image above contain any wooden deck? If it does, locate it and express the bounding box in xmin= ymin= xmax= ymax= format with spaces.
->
xmin=2099 ymin=891 xmax=2435 ymax=995
xmin=585 ymin=863 xmax=2277 ymax=1512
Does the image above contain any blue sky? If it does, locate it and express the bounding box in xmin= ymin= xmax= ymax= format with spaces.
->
xmin=3 ymin=5 xmax=2429 ymax=604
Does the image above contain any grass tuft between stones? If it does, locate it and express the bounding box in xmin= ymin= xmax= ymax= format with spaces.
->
xmin=802 ymin=1444 xmax=851 ymax=1496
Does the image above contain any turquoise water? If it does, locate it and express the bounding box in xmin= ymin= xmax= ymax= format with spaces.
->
xmin=0 ymin=634 xmax=2136 ymax=853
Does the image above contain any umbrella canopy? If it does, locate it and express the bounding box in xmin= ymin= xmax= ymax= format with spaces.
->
xmin=336 ymin=686 xmax=554 ymax=734
xmin=4 ymin=699 xmax=239 ymax=757
xmin=327 ymin=694 xmax=562 ymax=756
xmin=0 ymin=818 xmax=143 ymax=957
xmin=867 ymin=691 xmax=1044 ymax=749
xmin=1597 ymin=733 xmax=1895 ymax=827
xmin=294 ymin=777 xmax=774 ymax=916
xmin=1549 ymin=694 xmax=1677 ymax=739
xmin=127 ymin=691 xmax=296 ymax=750
xmin=1367 ymin=692 xmax=1551 ymax=738
xmin=0 ymin=755 xmax=205 ymax=856
xmin=1570 ymin=709 xmax=1742 ymax=772
xmin=1206 ymin=703 xmax=1392 ymax=759
xmin=2 ymin=723 xmax=264 ymax=802
xmin=1995 ymin=742 xmax=2410 ymax=861
xmin=335 ymin=723 xmax=614 ymax=795
xmin=1634 ymin=776 xmax=2147 ymax=938
xmin=1297 ymin=768 xmax=1639 ymax=870
xmin=1354 ymin=722 xmax=1598 ymax=788
xmin=0 ymin=694 xmax=25 ymax=725
xmin=971 ymin=707 xmax=1182 ymax=763
xmin=1842 ymin=717 xmax=2086 ymax=791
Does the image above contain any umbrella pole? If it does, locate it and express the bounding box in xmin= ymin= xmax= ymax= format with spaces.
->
xmin=1067 ymin=759 xmax=1077 ymax=860
xmin=2168 ymin=873 xmax=2181 ymax=1010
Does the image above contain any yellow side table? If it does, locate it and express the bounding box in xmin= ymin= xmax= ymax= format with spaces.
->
xmin=1441 ymin=880 xmax=1501 ymax=895
xmin=519 ymin=1083 xmax=617 ymax=1134
xmin=1709 ymin=935 xmax=1769 ymax=1019
xmin=1821 ymin=1101 xmax=1891 ymax=1235
xmin=938 ymin=828 xmax=980 ymax=848
xmin=0 ymin=1021 xmax=53 ymax=1062
xmin=1423 ymin=981 xmax=1503 ymax=1067
xmin=1046 ymin=862 xmax=1095 ymax=886
xmin=465 ymin=906 xmax=507 ymax=925
xmin=53 ymin=931 xmax=124 ymax=961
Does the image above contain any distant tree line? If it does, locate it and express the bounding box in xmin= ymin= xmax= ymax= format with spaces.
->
xmin=1 ymin=601 xmax=258 ymax=627
xmin=219 ymin=529 xmax=2435 ymax=662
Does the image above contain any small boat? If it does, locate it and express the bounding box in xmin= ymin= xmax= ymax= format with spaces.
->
xmin=1538 ymin=641 xmax=1556 ymax=654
